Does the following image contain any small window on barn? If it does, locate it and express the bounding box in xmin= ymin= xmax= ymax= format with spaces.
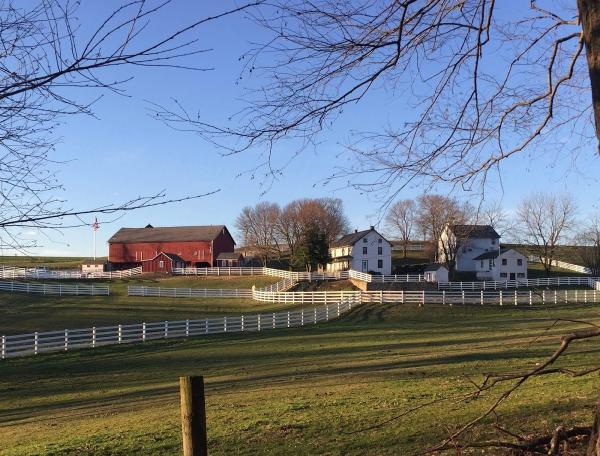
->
xmin=159 ymin=260 xmax=164 ymax=269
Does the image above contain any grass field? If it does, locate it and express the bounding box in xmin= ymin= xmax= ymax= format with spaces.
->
xmin=0 ymin=256 xmax=94 ymax=269
xmin=0 ymin=276 xmax=283 ymax=335
xmin=1 ymin=302 xmax=599 ymax=455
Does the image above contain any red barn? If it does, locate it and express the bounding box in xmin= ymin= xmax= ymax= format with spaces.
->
xmin=108 ymin=225 xmax=236 ymax=271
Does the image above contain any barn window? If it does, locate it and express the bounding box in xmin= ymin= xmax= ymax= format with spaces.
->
xmin=159 ymin=260 xmax=164 ymax=269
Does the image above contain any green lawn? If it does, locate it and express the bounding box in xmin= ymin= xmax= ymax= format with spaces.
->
xmin=527 ymin=261 xmax=590 ymax=278
xmin=0 ymin=276 xmax=283 ymax=335
xmin=1 ymin=303 xmax=599 ymax=455
xmin=0 ymin=256 xmax=93 ymax=269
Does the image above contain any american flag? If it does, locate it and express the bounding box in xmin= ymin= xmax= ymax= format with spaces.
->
xmin=92 ymin=217 xmax=100 ymax=231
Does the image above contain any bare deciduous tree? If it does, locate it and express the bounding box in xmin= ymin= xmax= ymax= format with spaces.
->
xmin=0 ymin=0 xmax=257 ymax=251
xmin=235 ymin=202 xmax=281 ymax=266
xmin=477 ymin=200 xmax=513 ymax=239
xmin=385 ymin=199 xmax=416 ymax=258
xmin=577 ymin=214 xmax=600 ymax=275
xmin=516 ymin=193 xmax=577 ymax=275
xmin=156 ymin=1 xmax=600 ymax=199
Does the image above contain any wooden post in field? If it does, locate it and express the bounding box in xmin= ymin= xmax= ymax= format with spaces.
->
xmin=180 ymin=376 xmax=208 ymax=456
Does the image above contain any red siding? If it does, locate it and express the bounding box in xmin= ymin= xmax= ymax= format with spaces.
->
xmin=142 ymin=253 xmax=185 ymax=273
xmin=109 ymin=228 xmax=236 ymax=267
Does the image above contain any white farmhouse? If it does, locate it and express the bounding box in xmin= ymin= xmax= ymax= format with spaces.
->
xmin=438 ymin=224 xmax=528 ymax=281
xmin=326 ymin=226 xmax=392 ymax=274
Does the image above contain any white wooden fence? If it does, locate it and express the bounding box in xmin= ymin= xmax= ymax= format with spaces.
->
xmin=1 ymin=296 xmax=361 ymax=359
xmin=128 ymin=286 xmax=252 ymax=298
xmin=438 ymin=276 xmax=598 ymax=291
xmin=172 ymin=266 xmax=426 ymax=283
xmin=0 ymin=265 xmax=141 ymax=280
xmin=529 ymin=256 xmax=593 ymax=275
xmin=0 ymin=280 xmax=109 ymax=296
xmin=251 ymin=287 xmax=599 ymax=306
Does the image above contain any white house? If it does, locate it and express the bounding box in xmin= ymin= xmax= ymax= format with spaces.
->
xmin=327 ymin=226 xmax=392 ymax=275
xmin=438 ymin=224 xmax=527 ymax=281
xmin=424 ymin=264 xmax=449 ymax=282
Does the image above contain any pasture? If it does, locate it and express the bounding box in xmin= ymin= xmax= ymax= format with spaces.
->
xmin=0 ymin=275 xmax=282 ymax=335
xmin=1 ymin=302 xmax=599 ymax=455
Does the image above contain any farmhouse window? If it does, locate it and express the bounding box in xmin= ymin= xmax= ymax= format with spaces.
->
xmin=378 ymin=247 xmax=382 ymax=255
xmin=517 ymin=259 xmax=523 ymax=266
xmin=362 ymin=246 xmax=367 ymax=254
xmin=517 ymin=272 xmax=525 ymax=278
xmin=363 ymin=238 xmax=367 ymax=243
xmin=500 ymin=272 xmax=507 ymax=278
xmin=378 ymin=259 xmax=383 ymax=268
xmin=502 ymin=258 xmax=507 ymax=265
xmin=480 ymin=260 xmax=484 ymax=268
xmin=488 ymin=259 xmax=493 ymax=269
xmin=378 ymin=238 xmax=382 ymax=243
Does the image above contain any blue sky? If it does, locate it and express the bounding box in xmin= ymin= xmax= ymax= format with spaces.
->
xmin=12 ymin=1 xmax=600 ymax=257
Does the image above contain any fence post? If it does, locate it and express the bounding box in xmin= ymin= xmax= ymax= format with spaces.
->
xmin=186 ymin=319 xmax=190 ymax=337
xmin=542 ymin=290 xmax=545 ymax=305
xmin=143 ymin=323 xmax=146 ymax=341
xmin=165 ymin=321 xmax=169 ymax=338
xmin=337 ymin=302 xmax=340 ymax=317
xmin=554 ymin=290 xmax=557 ymax=305
xmin=480 ymin=290 xmax=483 ymax=306
xmin=205 ymin=319 xmax=209 ymax=334
xmin=301 ymin=309 xmax=304 ymax=326
xmin=529 ymin=291 xmax=532 ymax=306
xmin=314 ymin=308 xmax=317 ymax=324
xmin=118 ymin=325 xmax=122 ymax=344
xmin=442 ymin=290 xmax=446 ymax=306
xmin=179 ymin=376 xmax=208 ymax=456
xmin=1 ymin=335 xmax=4 ymax=359
xmin=257 ymin=314 xmax=261 ymax=331
xmin=241 ymin=315 xmax=244 ymax=332
xmin=34 ymin=332 xmax=38 ymax=355
xmin=287 ymin=311 xmax=290 ymax=327
xmin=461 ymin=290 xmax=465 ymax=306
xmin=499 ymin=290 xmax=503 ymax=306
xmin=92 ymin=327 xmax=96 ymax=348
xmin=514 ymin=290 xmax=517 ymax=306
xmin=64 ymin=329 xmax=68 ymax=351
xmin=272 ymin=313 xmax=276 ymax=329
xmin=223 ymin=317 xmax=227 ymax=333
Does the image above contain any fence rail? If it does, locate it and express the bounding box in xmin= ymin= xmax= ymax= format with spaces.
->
xmin=438 ymin=276 xmax=597 ymax=290
xmin=128 ymin=286 xmax=252 ymax=298
xmin=0 ymin=280 xmax=109 ymax=296
xmin=0 ymin=265 xmax=141 ymax=280
xmin=1 ymin=296 xmax=361 ymax=359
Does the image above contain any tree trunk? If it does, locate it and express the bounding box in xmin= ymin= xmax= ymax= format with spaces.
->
xmin=578 ymin=0 xmax=600 ymax=147
xmin=588 ymin=394 xmax=600 ymax=456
